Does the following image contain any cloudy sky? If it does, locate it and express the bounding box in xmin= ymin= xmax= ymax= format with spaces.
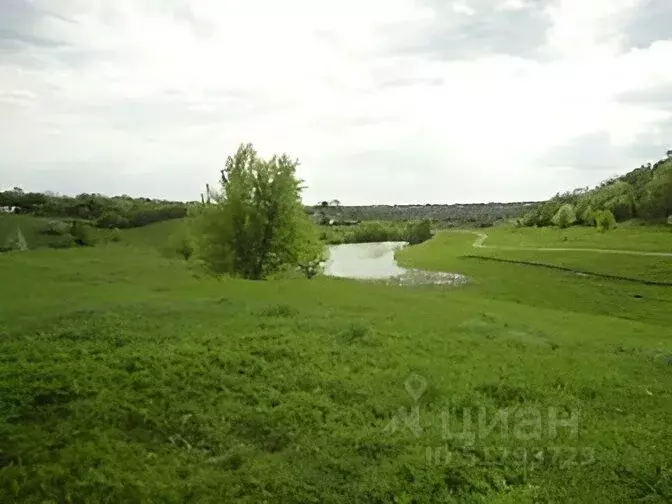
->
xmin=1 ymin=0 xmax=671 ymax=204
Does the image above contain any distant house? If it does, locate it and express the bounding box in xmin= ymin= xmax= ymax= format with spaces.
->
xmin=667 ymin=149 xmax=672 ymax=159
xmin=0 ymin=206 xmax=17 ymax=213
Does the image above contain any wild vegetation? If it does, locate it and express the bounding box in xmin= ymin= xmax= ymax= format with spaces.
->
xmin=1 ymin=220 xmax=671 ymax=503
xmin=190 ymin=144 xmax=324 ymax=279
xmin=0 ymin=187 xmax=189 ymax=229
xmin=1 ymin=149 xmax=671 ymax=502
xmin=522 ymin=157 xmax=672 ymax=228
xmin=310 ymin=201 xmax=534 ymax=228
xmin=319 ymin=220 xmax=433 ymax=245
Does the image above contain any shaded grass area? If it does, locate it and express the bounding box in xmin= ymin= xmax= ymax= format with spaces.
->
xmin=463 ymin=224 xmax=672 ymax=283
xmin=120 ymin=219 xmax=185 ymax=248
xmin=0 ymin=231 xmax=671 ymax=502
xmin=464 ymin=252 xmax=672 ymax=287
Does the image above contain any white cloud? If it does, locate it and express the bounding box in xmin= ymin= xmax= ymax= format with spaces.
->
xmin=452 ymin=2 xmax=476 ymax=16
xmin=0 ymin=0 xmax=671 ymax=203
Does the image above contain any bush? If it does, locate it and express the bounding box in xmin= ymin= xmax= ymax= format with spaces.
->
xmin=297 ymin=258 xmax=323 ymax=279
xmin=536 ymin=201 xmax=562 ymax=227
xmin=595 ymin=210 xmax=617 ymax=232
xmin=406 ymin=220 xmax=432 ymax=245
xmin=521 ymin=212 xmax=538 ymax=227
xmin=70 ymin=221 xmax=97 ymax=246
xmin=3 ymin=227 xmax=29 ymax=252
xmin=552 ymin=204 xmax=577 ymax=229
xmin=41 ymin=220 xmax=69 ymax=236
xmin=580 ymin=206 xmax=596 ymax=226
xmin=351 ymin=222 xmax=395 ymax=243
xmin=604 ymin=194 xmax=635 ymax=222
xmin=96 ymin=211 xmax=130 ymax=229
xmin=343 ymin=222 xmax=409 ymax=243
xmin=174 ymin=236 xmax=194 ymax=261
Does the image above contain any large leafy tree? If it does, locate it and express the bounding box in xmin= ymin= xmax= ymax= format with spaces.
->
xmin=194 ymin=143 xmax=324 ymax=279
xmin=552 ymin=204 xmax=577 ymax=229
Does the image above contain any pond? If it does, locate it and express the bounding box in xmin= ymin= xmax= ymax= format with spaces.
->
xmin=324 ymin=242 xmax=467 ymax=286
xmin=324 ymin=242 xmax=408 ymax=280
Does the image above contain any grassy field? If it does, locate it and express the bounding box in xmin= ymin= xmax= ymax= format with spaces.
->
xmin=1 ymin=223 xmax=671 ymax=503
xmin=0 ymin=214 xmax=57 ymax=250
xmin=437 ymin=225 xmax=672 ymax=284
xmin=477 ymin=223 xmax=672 ymax=253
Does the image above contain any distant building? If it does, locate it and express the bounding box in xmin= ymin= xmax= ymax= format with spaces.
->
xmin=667 ymin=149 xmax=672 ymax=158
xmin=0 ymin=206 xmax=17 ymax=213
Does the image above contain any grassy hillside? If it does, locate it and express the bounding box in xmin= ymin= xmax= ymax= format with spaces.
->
xmin=119 ymin=218 xmax=186 ymax=248
xmin=475 ymin=223 xmax=672 ymax=252
xmin=412 ymin=225 xmax=672 ymax=284
xmin=1 ymin=225 xmax=671 ymax=502
xmin=0 ymin=214 xmax=64 ymax=250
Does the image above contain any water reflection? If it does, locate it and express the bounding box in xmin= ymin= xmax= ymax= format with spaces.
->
xmin=324 ymin=242 xmax=408 ymax=280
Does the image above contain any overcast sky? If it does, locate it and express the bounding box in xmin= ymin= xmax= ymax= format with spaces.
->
xmin=1 ymin=0 xmax=671 ymax=204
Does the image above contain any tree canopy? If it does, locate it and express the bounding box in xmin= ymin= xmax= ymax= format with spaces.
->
xmin=193 ymin=143 xmax=324 ymax=279
xmin=522 ymin=157 xmax=672 ymax=228
xmin=0 ymin=189 xmax=188 ymax=229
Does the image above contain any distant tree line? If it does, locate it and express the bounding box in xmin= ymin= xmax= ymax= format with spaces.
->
xmin=0 ymin=188 xmax=189 ymax=229
xmin=521 ymin=157 xmax=672 ymax=229
xmin=319 ymin=220 xmax=433 ymax=245
xmin=307 ymin=201 xmax=534 ymax=227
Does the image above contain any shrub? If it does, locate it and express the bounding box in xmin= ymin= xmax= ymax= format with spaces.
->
xmin=41 ymin=220 xmax=69 ymax=236
xmin=168 ymin=225 xmax=195 ymax=260
xmin=175 ymin=236 xmax=194 ymax=260
xmin=580 ymin=206 xmax=596 ymax=226
xmin=260 ymin=303 xmax=297 ymax=318
xmin=351 ymin=222 xmax=393 ymax=242
xmin=595 ymin=210 xmax=617 ymax=232
xmin=96 ymin=211 xmax=130 ymax=229
xmin=347 ymin=222 xmax=406 ymax=243
xmin=406 ymin=220 xmax=432 ymax=245
xmin=536 ymin=201 xmax=562 ymax=227
xmin=604 ymin=194 xmax=635 ymax=222
xmin=552 ymin=204 xmax=577 ymax=229
xmin=70 ymin=221 xmax=97 ymax=246
xmin=3 ymin=227 xmax=29 ymax=252
xmin=521 ymin=212 xmax=538 ymax=227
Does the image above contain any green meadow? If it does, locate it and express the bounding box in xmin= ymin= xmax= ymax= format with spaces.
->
xmin=1 ymin=218 xmax=671 ymax=503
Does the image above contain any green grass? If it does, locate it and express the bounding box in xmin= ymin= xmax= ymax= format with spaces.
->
xmin=0 ymin=214 xmax=58 ymax=250
xmin=482 ymin=223 xmax=672 ymax=253
xmin=120 ymin=219 xmax=185 ymax=248
xmin=1 ymin=223 xmax=671 ymax=503
xmin=0 ymin=214 xmax=185 ymax=252
xmin=435 ymin=225 xmax=672 ymax=284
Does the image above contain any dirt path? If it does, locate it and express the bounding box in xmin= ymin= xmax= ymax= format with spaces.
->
xmin=460 ymin=231 xmax=672 ymax=258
